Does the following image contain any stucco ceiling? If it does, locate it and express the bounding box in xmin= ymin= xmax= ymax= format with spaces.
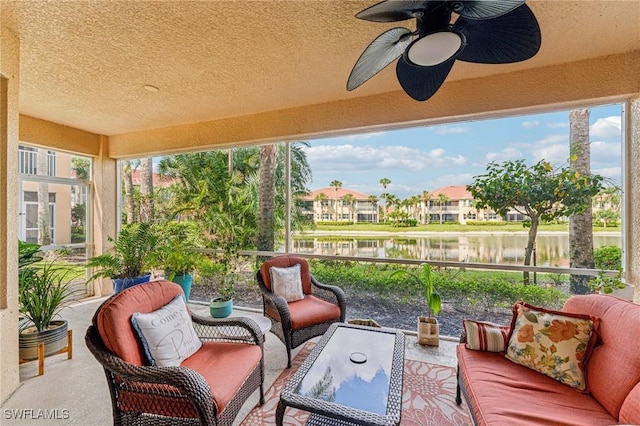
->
xmin=2 ymin=1 xmax=640 ymax=137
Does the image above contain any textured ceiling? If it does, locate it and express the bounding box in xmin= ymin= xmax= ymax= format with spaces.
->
xmin=2 ymin=1 xmax=640 ymax=136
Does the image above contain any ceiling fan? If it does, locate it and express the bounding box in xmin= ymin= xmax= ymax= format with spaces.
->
xmin=347 ymin=0 xmax=541 ymax=101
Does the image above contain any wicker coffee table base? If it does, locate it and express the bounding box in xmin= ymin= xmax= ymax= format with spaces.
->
xmin=276 ymin=323 xmax=405 ymax=426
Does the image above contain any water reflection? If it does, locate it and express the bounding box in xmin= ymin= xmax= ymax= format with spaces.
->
xmin=291 ymin=233 xmax=621 ymax=266
xmin=294 ymin=327 xmax=394 ymax=414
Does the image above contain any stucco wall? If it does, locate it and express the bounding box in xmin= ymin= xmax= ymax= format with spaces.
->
xmin=0 ymin=24 xmax=21 ymax=403
xmin=626 ymin=96 xmax=640 ymax=302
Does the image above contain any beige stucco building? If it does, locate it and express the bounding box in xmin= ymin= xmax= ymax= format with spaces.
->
xmin=301 ymin=187 xmax=378 ymax=223
xmin=1 ymin=1 xmax=640 ymax=402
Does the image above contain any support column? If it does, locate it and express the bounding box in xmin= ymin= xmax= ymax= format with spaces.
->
xmin=625 ymin=95 xmax=640 ymax=303
xmin=0 ymin=24 xmax=21 ymax=402
xmin=90 ymin=136 xmax=117 ymax=297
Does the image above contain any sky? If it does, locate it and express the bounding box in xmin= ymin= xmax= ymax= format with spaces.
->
xmin=302 ymin=103 xmax=623 ymax=201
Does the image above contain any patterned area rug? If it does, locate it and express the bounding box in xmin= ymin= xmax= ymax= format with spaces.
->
xmin=241 ymin=342 xmax=473 ymax=426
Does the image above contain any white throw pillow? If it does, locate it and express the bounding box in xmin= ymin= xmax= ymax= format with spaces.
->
xmin=131 ymin=295 xmax=202 ymax=366
xmin=270 ymin=264 xmax=305 ymax=302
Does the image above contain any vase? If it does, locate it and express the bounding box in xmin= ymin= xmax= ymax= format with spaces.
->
xmin=112 ymin=274 xmax=151 ymax=293
xmin=417 ymin=316 xmax=439 ymax=346
xmin=210 ymin=297 xmax=233 ymax=318
xmin=171 ymin=272 xmax=193 ymax=300
xmin=19 ymin=320 xmax=68 ymax=361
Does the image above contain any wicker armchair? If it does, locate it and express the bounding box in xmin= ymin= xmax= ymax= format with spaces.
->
xmin=85 ymin=280 xmax=264 ymax=426
xmin=256 ymin=255 xmax=346 ymax=368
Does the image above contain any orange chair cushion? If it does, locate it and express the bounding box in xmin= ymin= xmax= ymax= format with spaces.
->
xmin=260 ymin=255 xmax=312 ymax=295
xmin=288 ymin=295 xmax=342 ymax=330
xmin=95 ymin=280 xmax=185 ymax=365
xmin=118 ymin=341 xmax=262 ymax=416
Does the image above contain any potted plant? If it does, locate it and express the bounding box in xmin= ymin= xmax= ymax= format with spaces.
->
xmin=197 ymin=245 xmax=240 ymax=318
xmin=87 ymin=222 xmax=158 ymax=293
xmin=18 ymin=241 xmax=80 ymax=360
xmin=153 ymin=221 xmax=205 ymax=300
xmin=391 ymin=263 xmax=442 ymax=346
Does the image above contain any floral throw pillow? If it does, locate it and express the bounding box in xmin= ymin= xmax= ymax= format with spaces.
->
xmin=505 ymin=302 xmax=598 ymax=392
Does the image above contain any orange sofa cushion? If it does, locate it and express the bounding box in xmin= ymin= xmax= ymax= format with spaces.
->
xmin=457 ymin=345 xmax=617 ymax=426
xmin=563 ymin=294 xmax=640 ymax=419
xmin=95 ymin=280 xmax=184 ymax=365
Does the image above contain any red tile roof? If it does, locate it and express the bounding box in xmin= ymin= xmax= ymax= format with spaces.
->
xmin=429 ymin=186 xmax=473 ymax=200
xmin=303 ymin=187 xmax=372 ymax=200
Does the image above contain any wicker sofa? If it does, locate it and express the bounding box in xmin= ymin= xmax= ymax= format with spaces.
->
xmin=456 ymin=294 xmax=640 ymax=426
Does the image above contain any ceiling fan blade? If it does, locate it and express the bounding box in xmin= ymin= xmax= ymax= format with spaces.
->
xmin=455 ymin=4 xmax=541 ymax=64
xmin=395 ymin=56 xmax=455 ymax=101
xmin=452 ymin=0 xmax=525 ymax=20
xmin=356 ymin=0 xmax=429 ymax=22
xmin=347 ymin=27 xmax=413 ymax=91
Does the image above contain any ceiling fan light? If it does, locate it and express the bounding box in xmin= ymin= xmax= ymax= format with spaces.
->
xmin=406 ymin=31 xmax=465 ymax=67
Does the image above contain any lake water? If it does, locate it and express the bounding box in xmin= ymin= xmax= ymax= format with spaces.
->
xmin=290 ymin=233 xmax=621 ymax=267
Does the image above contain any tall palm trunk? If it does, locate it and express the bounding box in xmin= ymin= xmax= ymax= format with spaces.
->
xmin=37 ymin=149 xmax=51 ymax=245
xmin=522 ymin=215 xmax=539 ymax=285
xmin=569 ymin=109 xmax=595 ymax=294
xmin=257 ymin=144 xmax=277 ymax=252
xmin=122 ymin=160 xmax=136 ymax=224
xmin=139 ymin=157 xmax=154 ymax=223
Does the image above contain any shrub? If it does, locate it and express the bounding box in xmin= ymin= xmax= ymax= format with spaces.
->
xmin=593 ymin=245 xmax=622 ymax=270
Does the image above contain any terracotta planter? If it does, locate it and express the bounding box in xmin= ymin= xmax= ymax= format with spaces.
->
xmin=417 ymin=316 xmax=439 ymax=346
xmin=19 ymin=320 xmax=68 ymax=361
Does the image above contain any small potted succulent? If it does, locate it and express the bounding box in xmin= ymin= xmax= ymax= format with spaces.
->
xmin=391 ymin=263 xmax=442 ymax=346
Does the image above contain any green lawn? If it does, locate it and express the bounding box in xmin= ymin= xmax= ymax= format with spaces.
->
xmin=311 ymin=222 xmax=620 ymax=233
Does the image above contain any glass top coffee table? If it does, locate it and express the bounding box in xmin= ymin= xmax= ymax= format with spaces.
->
xmin=276 ymin=322 xmax=405 ymax=426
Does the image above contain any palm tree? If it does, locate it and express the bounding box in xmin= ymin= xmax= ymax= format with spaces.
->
xmin=139 ymin=157 xmax=154 ymax=223
xmin=329 ymin=180 xmax=342 ymax=221
xmin=315 ymin=192 xmax=328 ymax=221
xmin=367 ymin=195 xmax=379 ymax=223
xmin=421 ymin=190 xmax=431 ymax=224
xmin=122 ymin=160 xmax=137 ymax=224
xmin=36 ymin=148 xmax=51 ymax=245
xmin=569 ymin=109 xmax=595 ymax=294
xmin=342 ymin=193 xmax=356 ymax=222
xmin=437 ymin=193 xmax=449 ymax=224
xmin=379 ymin=178 xmax=391 ymax=221
xmin=258 ymin=144 xmax=277 ymax=252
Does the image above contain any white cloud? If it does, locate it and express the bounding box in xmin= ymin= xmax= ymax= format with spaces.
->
xmin=591 ymin=116 xmax=621 ymax=139
xmin=593 ymin=166 xmax=621 ymax=181
xmin=433 ymin=126 xmax=469 ymax=135
xmin=522 ymin=120 xmax=539 ymax=129
xmin=590 ymin=140 xmax=621 ymax=160
xmin=528 ymin=134 xmax=569 ymax=164
xmin=433 ymin=173 xmax=475 ymax=187
xmin=305 ymin=144 xmax=467 ymax=174
xmin=485 ymin=146 xmax=523 ymax=163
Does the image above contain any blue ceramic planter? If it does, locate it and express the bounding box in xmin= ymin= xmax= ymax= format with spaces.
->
xmin=171 ymin=273 xmax=193 ymax=300
xmin=210 ymin=297 xmax=233 ymax=318
xmin=112 ymin=274 xmax=151 ymax=293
